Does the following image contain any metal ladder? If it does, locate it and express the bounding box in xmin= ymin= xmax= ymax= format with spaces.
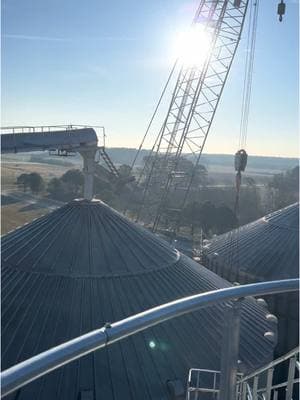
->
xmin=97 ymin=147 xmax=120 ymax=179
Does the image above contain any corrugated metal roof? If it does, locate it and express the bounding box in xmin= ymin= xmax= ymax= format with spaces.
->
xmin=2 ymin=199 xmax=277 ymax=400
xmin=203 ymin=203 xmax=299 ymax=280
xmin=2 ymin=199 xmax=178 ymax=277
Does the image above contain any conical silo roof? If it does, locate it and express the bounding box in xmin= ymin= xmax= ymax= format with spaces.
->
xmin=202 ymin=203 xmax=299 ymax=358
xmin=203 ymin=203 xmax=299 ymax=281
xmin=2 ymin=199 xmax=277 ymax=400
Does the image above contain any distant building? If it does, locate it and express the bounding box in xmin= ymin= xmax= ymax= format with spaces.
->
xmin=2 ymin=199 xmax=278 ymax=399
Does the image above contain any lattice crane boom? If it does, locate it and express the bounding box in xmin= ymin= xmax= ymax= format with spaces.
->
xmin=137 ymin=0 xmax=250 ymax=232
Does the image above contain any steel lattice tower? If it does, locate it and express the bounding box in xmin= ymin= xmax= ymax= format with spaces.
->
xmin=137 ymin=0 xmax=249 ymax=231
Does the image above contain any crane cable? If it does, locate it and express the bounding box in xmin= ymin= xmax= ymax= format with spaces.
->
xmin=122 ymin=60 xmax=178 ymax=217
xmin=130 ymin=60 xmax=178 ymax=171
xmin=234 ymin=0 xmax=259 ymax=219
xmin=239 ymin=0 xmax=259 ymax=150
xmin=228 ymin=0 xmax=260 ymax=281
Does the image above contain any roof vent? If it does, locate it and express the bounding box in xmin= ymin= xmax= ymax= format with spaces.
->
xmin=266 ymin=313 xmax=278 ymax=324
xmin=256 ymin=298 xmax=268 ymax=309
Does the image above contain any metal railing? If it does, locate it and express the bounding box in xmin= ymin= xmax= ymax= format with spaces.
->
xmin=238 ymin=347 xmax=299 ymax=400
xmin=1 ymin=279 xmax=299 ymax=398
xmin=187 ymin=369 xmax=221 ymax=399
xmin=186 ymin=369 xmax=245 ymax=400
xmin=187 ymin=348 xmax=300 ymax=400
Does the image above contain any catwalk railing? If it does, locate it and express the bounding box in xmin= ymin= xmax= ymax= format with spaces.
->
xmin=186 ymin=348 xmax=299 ymax=400
xmin=1 ymin=279 xmax=299 ymax=398
xmin=1 ymin=124 xmax=105 ymax=136
xmin=0 ymin=125 xmax=106 ymax=151
xmin=238 ymin=347 xmax=299 ymax=400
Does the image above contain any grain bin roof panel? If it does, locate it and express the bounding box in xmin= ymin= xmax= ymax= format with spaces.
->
xmin=264 ymin=203 xmax=299 ymax=229
xmin=1 ymin=199 xmax=179 ymax=277
xmin=1 ymin=199 xmax=277 ymax=400
xmin=204 ymin=203 xmax=299 ymax=280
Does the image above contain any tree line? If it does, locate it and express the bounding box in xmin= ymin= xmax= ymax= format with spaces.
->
xmin=16 ymin=164 xmax=299 ymax=238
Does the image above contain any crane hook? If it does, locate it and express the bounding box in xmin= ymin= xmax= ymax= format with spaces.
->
xmin=277 ymin=0 xmax=286 ymax=22
xmin=234 ymin=149 xmax=248 ymax=218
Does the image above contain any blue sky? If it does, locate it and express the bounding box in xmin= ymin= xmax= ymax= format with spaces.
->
xmin=1 ymin=0 xmax=299 ymax=157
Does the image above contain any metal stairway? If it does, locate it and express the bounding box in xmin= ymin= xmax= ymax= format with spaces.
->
xmin=97 ymin=147 xmax=120 ymax=179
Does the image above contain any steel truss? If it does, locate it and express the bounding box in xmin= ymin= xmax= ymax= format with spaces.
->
xmin=137 ymin=0 xmax=249 ymax=231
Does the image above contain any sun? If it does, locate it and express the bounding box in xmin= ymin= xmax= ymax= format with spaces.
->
xmin=174 ymin=24 xmax=212 ymax=67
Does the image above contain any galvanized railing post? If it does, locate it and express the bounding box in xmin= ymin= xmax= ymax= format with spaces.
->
xmin=213 ymin=371 xmax=217 ymax=400
xmin=241 ymin=382 xmax=247 ymax=400
xmin=265 ymin=367 xmax=274 ymax=400
xmin=186 ymin=369 xmax=192 ymax=400
xmin=285 ymin=356 xmax=296 ymax=400
xmin=195 ymin=370 xmax=200 ymax=400
xmin=252 ymin=375 xmax=259 ymax=400
xmin=220 ymin=299 xmax=242 ymax=400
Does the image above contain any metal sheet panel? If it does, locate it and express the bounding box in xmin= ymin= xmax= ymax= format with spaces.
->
xmin=1 ymin=200 xmax=278 ymax=400
xmin=1 ymin=128 xmax=97 ymax=153
xmin=202 ymin=203 xmax=299 ymax=359
xmin=203 ymin=203 xmax=299 ymax=281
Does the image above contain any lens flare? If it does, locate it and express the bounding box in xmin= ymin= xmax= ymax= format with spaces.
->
xmin=174 ymin=25 xmax=212 ymax=67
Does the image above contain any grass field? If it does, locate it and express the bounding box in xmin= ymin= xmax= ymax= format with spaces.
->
xmin=1 ymin=200 xmax=48 ymax=235
xmin=1 ymin=162 xmax=68 ymax=235
xmin=1 ymin=161 xmax=70 ymax=189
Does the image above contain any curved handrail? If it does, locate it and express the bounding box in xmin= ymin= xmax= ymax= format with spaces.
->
xmin=1 ymin=279 xmax=299 ymax=397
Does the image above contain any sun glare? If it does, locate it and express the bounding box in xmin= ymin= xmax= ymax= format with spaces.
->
xmin=174 ymin=24 xmax=212 ymax=67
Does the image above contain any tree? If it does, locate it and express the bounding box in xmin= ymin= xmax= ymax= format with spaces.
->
xmin=182 ymin=201 xmax=216 ymax=236
xmin=28 ymin=173 xmax=44 ymax=193
xmin=47 ymin=178 xmax=65 ymax=200
xmin=16 ymin=173 xmax=44 ymax=194
xmin=190 ymin=164 xmax=208 ymax=188
xmin=118 ymin=164 xmax=131 ymax=178
xmin=199 ymin=201 xmax=216 ymax=234
xmin=182 ymin=201 xmax=237 ymax=236
xmin=61 ymin=169 xmax=84 ymax=198
xmin=47 ymin=169 xmax=84 ymax=201
xmin=268 ymin=166 xmax=299 ymax=209
xmin=182 ymin=202 xmax=202 ymax=235
xmin=214 ymin=205 xmax=237 ymax=234
xmin=17 ymin=173 xmax=30 ymax=192
xmin=61 ymin=169 xmax=84 ymax=188
xmin=96 ymin=188 xmax=116 ymax=204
